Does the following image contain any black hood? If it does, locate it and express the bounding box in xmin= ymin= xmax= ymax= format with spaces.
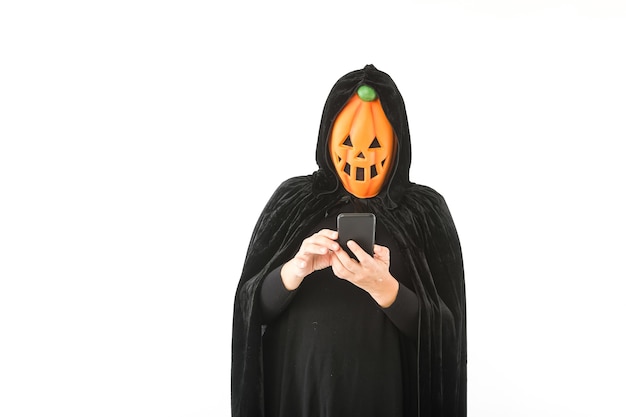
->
xmin=313 ymin=64 xmax=412 ymax=203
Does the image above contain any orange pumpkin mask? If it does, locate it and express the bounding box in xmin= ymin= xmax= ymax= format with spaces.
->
xmin=328 ymin=85 xmax=396 ymax=198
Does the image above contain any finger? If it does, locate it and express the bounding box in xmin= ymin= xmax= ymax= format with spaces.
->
xmin=333 ymin=243 xmax=359 ymax=271
xmin=307 ymin=232 xmax=340 ymax=252
xmin=301 ymin=232 xmax=339 ymax=255
xmin=347 ymin=240 xmax=373 ymax=263
xmin=330 ymin=252 xmax=354 ymax=278
xmin=300 ymin=242 xmax=331 ymax=256
xmin=316 ymin=229 xmax=339 ymax=240
xmin=373 ymin=245 xmax=390 ymax=261
xmin=302 ymin=229 xmax=337 ymax=245
xmin=293 ymin=253 xmax=312 ymax=269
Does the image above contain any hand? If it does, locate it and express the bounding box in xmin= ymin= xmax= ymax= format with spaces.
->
xmin=331 ymin=241 xmax=399 ymax=307
xmin=281 ymin=229 xmax=340 ymax=290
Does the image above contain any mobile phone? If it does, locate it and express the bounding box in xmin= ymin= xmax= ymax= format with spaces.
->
xmin=336 ymin=213 xmax=376 ymax=259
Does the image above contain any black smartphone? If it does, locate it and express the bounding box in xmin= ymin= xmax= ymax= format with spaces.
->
xmin=337 ymin=213 xmax=376 ymax=259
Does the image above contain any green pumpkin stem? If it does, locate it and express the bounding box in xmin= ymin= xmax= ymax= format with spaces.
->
xmin=357 ymin=85 xmax=377 ymax=102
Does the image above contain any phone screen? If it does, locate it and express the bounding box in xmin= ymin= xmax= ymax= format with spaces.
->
xmin=337 ymin=213 xmax=376 ymax=259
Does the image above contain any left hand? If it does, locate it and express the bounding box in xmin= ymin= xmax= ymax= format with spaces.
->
xmin=331 ymin=241 xmax=399 ymax=307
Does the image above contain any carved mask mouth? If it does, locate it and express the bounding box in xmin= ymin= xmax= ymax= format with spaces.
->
xmin=339 ymin=156 xmax=387 ymax=181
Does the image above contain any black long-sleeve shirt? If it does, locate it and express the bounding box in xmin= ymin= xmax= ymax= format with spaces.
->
xmin=258 ymin=202 xmax=421 ymax=417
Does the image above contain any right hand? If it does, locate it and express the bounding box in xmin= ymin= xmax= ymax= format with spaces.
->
xmin=281 ymin=229 xmax=340 ymax=290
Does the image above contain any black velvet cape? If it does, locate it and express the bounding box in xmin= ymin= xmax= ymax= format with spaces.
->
xmin=231 ymin=65 xmax=466 ymax=417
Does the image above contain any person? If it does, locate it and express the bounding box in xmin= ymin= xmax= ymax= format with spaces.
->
xmin=231 ymin=64 xmax=466 ymax=417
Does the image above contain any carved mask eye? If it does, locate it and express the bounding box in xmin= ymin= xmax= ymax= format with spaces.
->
xmin=369 ymin=138 xmax=381 ymax=148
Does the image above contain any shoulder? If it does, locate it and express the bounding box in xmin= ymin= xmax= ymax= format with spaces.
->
xmin=266 ymin=175 xmax=314 ymax=202
xmin=402 ymin=183 xmax=450 ymax=209
xmin=273 ymin=175 xmax=313 ymax=192
xmin=399 ymin=183 xmax=459 ymax=238
xmin=257 ymin=175 xmax=315 ymax=217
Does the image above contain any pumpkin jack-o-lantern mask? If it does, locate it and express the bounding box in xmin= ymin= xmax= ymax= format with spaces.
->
xmin=329 ymin=85 xmax=396 ymax=198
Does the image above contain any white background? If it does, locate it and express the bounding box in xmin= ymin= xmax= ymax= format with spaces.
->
xmin=1 ymin=1 xmax=625 ymax=416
